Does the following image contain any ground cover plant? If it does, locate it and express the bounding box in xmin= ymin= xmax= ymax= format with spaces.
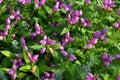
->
xmin=0 ymin=0 xmax=120 ymax=80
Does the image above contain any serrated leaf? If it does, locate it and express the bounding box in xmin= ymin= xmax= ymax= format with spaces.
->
xmin=0 ymin=50 xmax=12 ymax=57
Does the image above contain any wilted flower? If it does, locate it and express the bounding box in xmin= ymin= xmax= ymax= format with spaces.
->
xmin=86 ymin=73 xmax=98 ymax=80
xmin=102 ymin=52 xmax=114 ymax=66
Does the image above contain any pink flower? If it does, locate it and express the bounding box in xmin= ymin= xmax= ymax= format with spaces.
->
xmin=102 ymin=52 xmax=114 ymax=66
xmin=0 ymin=0 xmax=3 ymax=3
xmin=81 ymin=18 xmax=91 ymax=27
xmin=86 ymin=73 xmax=98 ymax=80
xmin=85 ymin=0 xmax=91 ymax=4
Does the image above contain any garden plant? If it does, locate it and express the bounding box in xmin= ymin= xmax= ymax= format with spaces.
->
xmin=0 ymin=0 xmax=120 ymax=80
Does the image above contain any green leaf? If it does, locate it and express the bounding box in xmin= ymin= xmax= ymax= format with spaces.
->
xmin=38 ymin=63 xmax=51 ymax=74
xmin=19 ymin=65 xmax=31 ymax=72
xmin=17 ymin=72 xmax=27 ymax=79
xmin=0 ymin=5 xmax=6 ymax=16
xmin=0 ymin=50 xmax=12 ymax=57
xmin=23 ymin=50 xmax=30 ymax=63
xmin=32 ymin=65 xmax=39 ymax=79
xmin=29 ymin=44 xmax=43 ymax=50
xmin=61 ymin=26 xmax=71 ymax=35
xmin=50 ymin=44 xmax=60 ymax=50
xmin=45 ymin=6 xmax=52 ymax=14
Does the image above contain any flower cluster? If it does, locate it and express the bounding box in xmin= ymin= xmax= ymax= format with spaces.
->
xmin=102 ymin=52 xmax=114 ymax=66
xmin=27 ymin=52 xmax=39 ymax=63
xmin=87 ymin=38 xmax=98 ymax=49
xmin=35 ymin=0 xmax=46 ymax=8
xmin=8 ymin=54 xmax=23 ymax=80
xmin=103 ymin=0 xmax=115 ymax=8
xmin=61 ymin=32 xmax=74 ymax=46
xmin=53 ymin=1 xmax=73 ymax=12
xmin=20 ymin=36 xmax=28 ymax=50
xmin=18 ymin=0 xmax=31 ymax=4
xmin=67 ymin=10 xmax=82 ymax=24
xmin=40 ymin=35 xmax=56 ymax=54
xmin=81 ymin=17 xmax=91 ymax=27
xmin=30 ymin=23 xmax=44 ymax=41
xmin=40 ymin=71 xmax=55 ymax=80
xmin=92 ymin=28 xmax=108 ymax=41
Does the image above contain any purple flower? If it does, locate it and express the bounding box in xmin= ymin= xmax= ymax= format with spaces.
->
xmin=6 ymin=18 xmax=11 ymax=25
xmin=20 ymin=36 xmax=26 ymax=45
xmin=44 ymin=72 xmax=50 ymax=78
xmin=118 ymin=8 xmax=120 ymax=16
xmin=27 ymin=52 xmax=39 ymax=63
xmin=40 ymin=48 xmax=46 ymax=54
xmin=113 ymin=21 xmax=120 ymax=28
xmin=117 ymin=74 xmax=120 ymax=80
xmin=102 ymin=52 xmax=114 ymax=66
xmin=116 ymin=54 xmax=120 ymax=59
xmin=89 ymin=38 xmax=98 ymax=45
xmin=92 ymin=31 xmax=101 ymax=37
xmin=35 ymin=0 xmax=46 ymax=8
xmin=85 ymin=0 xmax=91 ymax=4
xmin=62 ymin=3 xmax=69 ymax=11
xmin=62 ymin=51 xmax=68 ymax=57
xmin=103 ymin=0 xmax=115 ymax=8
xmin=87 ymin=44 xmax=93 ymax=49
xmin=8 ymin=65 xmax=17 ymax=80
xmin=81 ymin=18 xmax=91 ymax=27
xmin=69 ymin=54 xmax=76 ymax=61
xmin=92 ymin=28 xmax=108 ymax=42
xmin=40 ymin=36 xmax=56 ymax=45
xmin=53 ymin=1 xmax=60 ymax=11
xmin=34 ymin=23 xmax=44 ymax=35
xmin=86 ymin=73 xmax=98 ymax=80
xmin=0 ymin=0 xmax=2 ymax=3
xmin=101 ymin=27 xmax=108 ymax=35
xmin=18 ymin=0 xmax=31 ymax=4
